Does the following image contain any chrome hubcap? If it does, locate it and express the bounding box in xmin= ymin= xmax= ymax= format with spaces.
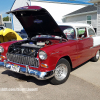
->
xmin=96 ymin=51 xmax=99 ymax=59
xmin=55 ymin=64 xmax=68 ymax=81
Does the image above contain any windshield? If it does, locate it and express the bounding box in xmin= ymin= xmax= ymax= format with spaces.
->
xmin=59 ymin=26 xmax=76 ymax=39
xmin=31 ymin=26 xmax=76 ymax=40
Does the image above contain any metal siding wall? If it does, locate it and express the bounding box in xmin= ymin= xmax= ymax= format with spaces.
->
xmin=97 ymin=3 xmax=100 ymax=35
xmin=66 ymin=15 xmax=85 ymax=22
xmin=11 ymin=0 xmax=30 ymax=31
xmin=65 ymin=12 xmax=97 ymax=28
xmin=13 ymin=15 xmax=23 ymax=31
xmin=91 ymin=13 xmax=97 ymax=28
xmin=4 ymin=23 xmax=12 ymax=29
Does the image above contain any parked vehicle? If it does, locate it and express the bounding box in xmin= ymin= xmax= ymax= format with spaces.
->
xmin=0 ymin=26 xmax=6 ymax=30
xmin=0 ymin=28 xmax=23 ymax=43
xmin=0 ymin=6 xmax=100 ymax=85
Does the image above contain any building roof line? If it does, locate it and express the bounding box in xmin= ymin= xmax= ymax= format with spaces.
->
xmin=63 ymin=5 xmax=97 ymax=18
xmin=63 ymin=10 xmax=97 ymax=18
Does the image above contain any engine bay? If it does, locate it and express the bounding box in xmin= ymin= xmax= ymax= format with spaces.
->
xmin=8 ymin=38 xmax=65 ymax=57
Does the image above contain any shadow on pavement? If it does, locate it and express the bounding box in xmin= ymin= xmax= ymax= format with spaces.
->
xmin=1 ymin=59 xmax=95 ymax=86
xmin=2 ymin=70 xmax=50 ymax=86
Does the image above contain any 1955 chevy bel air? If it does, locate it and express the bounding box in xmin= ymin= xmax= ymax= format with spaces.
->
xmin=0 ymin=6 xmax=100 ymax=85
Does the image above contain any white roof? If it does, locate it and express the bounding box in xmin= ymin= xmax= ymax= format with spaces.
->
xmin=58 ymin=22 xmax=94 ymax=29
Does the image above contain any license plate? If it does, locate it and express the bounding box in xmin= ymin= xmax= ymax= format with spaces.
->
xmin=10 ymin=64 xmax=20 ymax=72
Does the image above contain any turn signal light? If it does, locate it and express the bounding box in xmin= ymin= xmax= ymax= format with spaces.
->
xmin=41 ymin=63 xmax=48 ymax=68
xmin=0 ymin=55 xmax=5 ymax=60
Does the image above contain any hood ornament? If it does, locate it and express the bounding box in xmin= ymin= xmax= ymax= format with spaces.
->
xmin=34 ymin=19 xmax=43 ymax=24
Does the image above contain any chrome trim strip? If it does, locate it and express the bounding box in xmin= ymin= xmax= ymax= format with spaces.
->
xmin=6 ymin=53 xmax=39 ymax=68
xmin=90 ymin=47 xmax=93 ymax=49
xmin=1 ymin=62 xmax=54 ymax=80
xmin=7 ymin=60 xmax=39 ymax=68
xmin=51 ymin=51 xmax=59 ymax=55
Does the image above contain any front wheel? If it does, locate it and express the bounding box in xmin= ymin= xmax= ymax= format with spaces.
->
xmin=91 ymin=50 xmax=100 ymax=62
xmin=49 ymin=58 xmax=71 ymax=85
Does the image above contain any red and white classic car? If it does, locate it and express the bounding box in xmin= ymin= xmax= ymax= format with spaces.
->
xmin=0 ymin=6 xmax=100 ymax=85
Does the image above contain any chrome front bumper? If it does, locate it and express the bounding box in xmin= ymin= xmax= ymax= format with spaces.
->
xmin=0 ymin=61 xmax=54 ymax=80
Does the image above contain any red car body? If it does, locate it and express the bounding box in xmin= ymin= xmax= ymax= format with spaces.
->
xmin=0 ymin=6 xmax=100 ymax=85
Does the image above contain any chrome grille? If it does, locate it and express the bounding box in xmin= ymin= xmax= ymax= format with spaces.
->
xmin=6 ymin=53 xmax=39 ymax=67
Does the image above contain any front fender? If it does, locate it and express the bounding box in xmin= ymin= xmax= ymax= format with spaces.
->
xmin=39 ymin=40 xmax=76 ymax=72
xmin=0 ymin=41 xmax=20 ymax=57
xmin=39 ymin=47 xmax=72 ymax=72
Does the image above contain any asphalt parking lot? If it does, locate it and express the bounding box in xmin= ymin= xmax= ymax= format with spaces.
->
xmin=0 ymin=59 xmax=100 ymax=100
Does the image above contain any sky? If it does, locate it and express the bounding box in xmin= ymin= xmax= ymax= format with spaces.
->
xmin=0 ymin=0 xmax=90 ymax=18
xmin=0 ymin=0 xmax=15 ymax=18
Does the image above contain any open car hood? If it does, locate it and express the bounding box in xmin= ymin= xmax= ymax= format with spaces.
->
xmin=7 ymin=6 xmax=67 ymax=39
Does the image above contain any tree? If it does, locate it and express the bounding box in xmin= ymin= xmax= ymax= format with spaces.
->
xmin=3 ymin=16 xmax=11 ymax=21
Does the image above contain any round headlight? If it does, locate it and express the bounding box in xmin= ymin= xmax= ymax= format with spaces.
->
xmin=0 ymin=46 xmax=4 ymax=53
xmin=39 ymin=51 xmax=47 ymax=60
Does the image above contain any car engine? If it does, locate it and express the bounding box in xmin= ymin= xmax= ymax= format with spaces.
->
xmin=6 ymin=38 xmax=63 ymax=67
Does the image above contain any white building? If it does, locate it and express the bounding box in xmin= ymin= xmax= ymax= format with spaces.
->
xmin=62 ymin=5 xmax=97 ymax=32
xmin=10 ymin=0 xmax=91 ymax=31
xmin=89 ymin=0 xmax=100 ymax=35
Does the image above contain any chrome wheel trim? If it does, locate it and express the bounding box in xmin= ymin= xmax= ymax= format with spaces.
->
xmin=55 ymin=64 xmax=68 ymax=81
xmin=96 ymin=51 xmax=99 ymax=59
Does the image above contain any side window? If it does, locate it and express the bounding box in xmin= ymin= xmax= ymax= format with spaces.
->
xmin=77 ymin=27 xmax=87 ymax=39
xmin=59 ymin=26 xmax=76 ymax=39
xmin=63 ymin=28 xmax=75 ymax=39
xmin=88 ymin=28 xmax=95 ymax=37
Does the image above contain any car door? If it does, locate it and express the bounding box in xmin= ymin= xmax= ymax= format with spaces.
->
xmin=76 ymin=27 xmax=93 ymax=66
xmin=88 ymin=27 xmax=97 ymax=57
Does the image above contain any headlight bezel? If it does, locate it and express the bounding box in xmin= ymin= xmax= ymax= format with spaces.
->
xmin=39 ymin=51 xmax=47 ymax=60
xmin=0 ymin=46 xmax=4 ymax=53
